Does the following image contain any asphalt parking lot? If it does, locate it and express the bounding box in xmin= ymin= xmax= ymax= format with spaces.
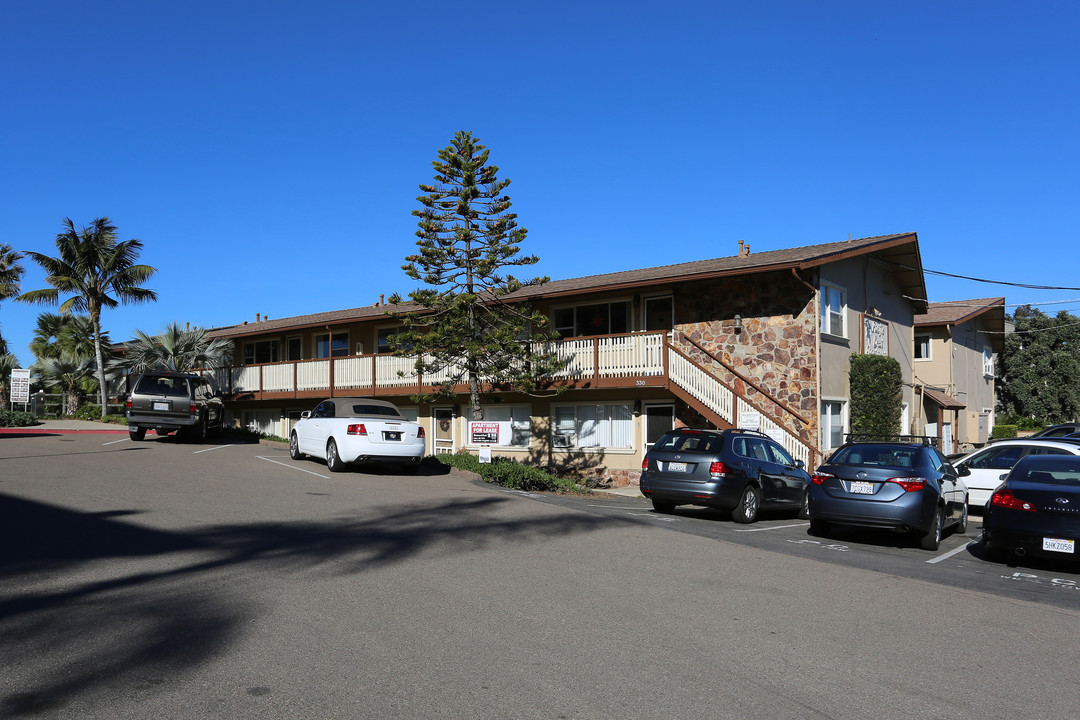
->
xmin=3 ymin=429 xmax=1080 ymax=719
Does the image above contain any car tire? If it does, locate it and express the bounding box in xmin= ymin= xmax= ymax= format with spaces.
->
xmin=290 ymin=432 xmax=303 ymax=460
xmin=956 ymin=499 xmax=969 ymax=534
xmin=798 ymin=489 xmax=810 ymax=520
xmin=194 ymin=413 xmax=209 ymax=442
xmin=652 ymin=499 xmax=676 ymax=514
xmin=920 ymin=506 xmax=943 ymax=551
xmin=326 ymin=438 xmax=345 ymax=473
xmin=129 ymin=427 xmax=146 ymax=441
xmin=732 ymin=484 xmax=760 ymax=524
xmin=809 ymin=519 xmax=830 ymax=537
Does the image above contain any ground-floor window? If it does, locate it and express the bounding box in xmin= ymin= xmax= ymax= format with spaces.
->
xmin=821 ymin=400 xmax=846 ymax=451
xmin=468 ymin=405 xmax=530 ymax=447
xmin=552 ymin=403 xmax=633 ymax=449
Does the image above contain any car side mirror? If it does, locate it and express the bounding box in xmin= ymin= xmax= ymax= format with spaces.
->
xmin=301 ymin=411 xmax=311 ymax=419
xmin=956 ymin=465 xmax=970 ymax=477
xmin=795 ymin=459 xmax=805 ymax=469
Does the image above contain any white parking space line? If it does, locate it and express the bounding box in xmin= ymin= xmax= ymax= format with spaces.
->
xmin=257 ymin=455 xmax=330 ymax=479
xmin=733 ymin=522 xmax=810 ymax=533
xmin=927 ymin=538 xmax=977 ymax=564
xmin=102 ymin=438 xmax=128 ymax=446
xmin=193 ymin=444 xmax=231 ymax=454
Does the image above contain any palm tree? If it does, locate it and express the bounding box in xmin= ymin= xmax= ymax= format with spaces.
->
xmin=0 ymin=353 xmax=19 ymax=407
xmin=115 ymin=322 xmax=234 ymax=373
xmin=18 ymin=218 xmax=157 ymax=418
xmin=29 ymin=312 xmax=107 ymax=362
xmin=0 ymin=243 xmax=23 ymax=303
xmin=38 ymin=353 xmax=96 ymax=416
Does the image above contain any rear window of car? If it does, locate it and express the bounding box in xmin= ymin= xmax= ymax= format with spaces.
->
xmin=134 ymin=375 xmax=190 ymax=397
xmin=654 ymin=432 xmax=722 ymax=454
xmin=830 ymin=444 xmax=920 ymax=468
xmin=346 ymin=404 xmax=403 ymax=418
xmin=1014 ymin=457 xmax=1080 ymax=485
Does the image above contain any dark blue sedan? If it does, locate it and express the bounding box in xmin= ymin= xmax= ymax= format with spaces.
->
xmin=807 ymin=440 xmax=969 ymax=551
xmin=983 ymin=455 xmax=1080 ymax=562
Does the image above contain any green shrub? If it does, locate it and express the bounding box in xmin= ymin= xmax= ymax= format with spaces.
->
xmin=434 ymin=451 xmax=584 ymax=493
xmin=849 ymin=354 xmax=902 ymax=437
xmin=999 ymin=414 xmax=1045 ymax=432
xmin=991 ymin=424 xmax=1017 ymax=439
xmin=0 ymin=410 xmax=39 ymax=427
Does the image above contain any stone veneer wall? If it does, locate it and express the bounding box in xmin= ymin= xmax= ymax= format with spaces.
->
xmin=674 ymin=272 xmax=819 ymax=447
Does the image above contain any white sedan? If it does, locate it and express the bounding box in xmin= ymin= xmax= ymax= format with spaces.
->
xmin=290 ymin=397 xmax=426 ymax=473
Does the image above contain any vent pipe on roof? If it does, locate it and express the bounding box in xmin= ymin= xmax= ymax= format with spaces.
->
xmin=738 ymin=239 xmax=751 ymax=257
xmin=256 ymin=313 xmax=261 ymax=322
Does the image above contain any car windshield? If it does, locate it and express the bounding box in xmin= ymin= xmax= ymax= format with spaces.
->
xmin=654 ymin=432 xmax=722 ymax=453
xmin=830 ymin=444 xmax=919 ymax=468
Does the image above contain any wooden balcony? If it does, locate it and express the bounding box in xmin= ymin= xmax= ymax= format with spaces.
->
xmin=210 ymin=331 xmax=671 ymax=402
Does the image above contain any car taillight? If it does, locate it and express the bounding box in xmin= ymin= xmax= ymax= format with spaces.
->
xmin=811 ymin=472 xmax=835 ymax=485
xmin=125 ymin=399 xmax=132 ymax=409
xmin=709 ymin=461 xmax=728 ymax=476
xmin=887 ymin=477 xmax=927 ymax=492
xmin=641 ymin=458 xmax=649 ymax=470
xmin=189 ymin=402 xmax=198 ymax=414
xmin=347 ymin=424 xmax=368 ymax=436
xmin=417 ymin=426 xmax=425 ymax=439
xmin=990 ymin=488 xmax=1036 ymax=512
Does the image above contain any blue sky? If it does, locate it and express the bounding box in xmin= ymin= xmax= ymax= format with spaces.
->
xmin=2 ymin=1 xmax=1078 ymax=366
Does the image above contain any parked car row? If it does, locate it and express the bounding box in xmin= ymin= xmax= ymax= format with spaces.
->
xmin=641 ymin=428 xmax=1080 ymax=563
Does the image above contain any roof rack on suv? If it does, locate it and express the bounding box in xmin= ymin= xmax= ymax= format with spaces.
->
xmin=844 ymin=433 xmax=935 ymax=445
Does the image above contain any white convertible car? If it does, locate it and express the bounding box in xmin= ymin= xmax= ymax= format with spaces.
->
xmin=290 ymin=397 xmax=426 ymax=473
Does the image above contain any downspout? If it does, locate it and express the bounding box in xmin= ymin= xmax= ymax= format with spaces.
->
xmin=792 ymin=268 xmax=822 ymax=465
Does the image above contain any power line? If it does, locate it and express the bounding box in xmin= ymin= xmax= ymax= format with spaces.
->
xmin=894 ymin=262 xmax=1080 ymax=291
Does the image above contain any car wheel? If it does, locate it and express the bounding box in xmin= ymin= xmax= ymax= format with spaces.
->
xmin=290 ymin=432 xmax=303 ymax=460
xmin=809 ymin=519 xmax=830 ymax=537
xmin=732 ymin=484 xmax=760 ymax=524
xmin=195 ymin=413 xmax=209 ymax=442
xmin=652 ymin=499 xmax=676 ymax=514
xmin=129 ymin=427 xmax=146 ymax=441
xmin=920 ymin=505 xmax=943 ymax=551
xmin=798 ymin=489 xmax=810 ymax=519
xmin=326 ymin=438 xmax=345 ymax=473
xmin=957 ymin=499 xmax=969 ymax=534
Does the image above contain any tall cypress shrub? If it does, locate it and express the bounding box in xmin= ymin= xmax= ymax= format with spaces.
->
xmin=849 ymin=354 xmax=903 ymax=437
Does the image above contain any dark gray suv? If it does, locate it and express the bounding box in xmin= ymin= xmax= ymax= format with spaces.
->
xmin=125 ymin=371 xmax=226 ymax=442
xmin=640 ymin=428 xmax=811 ymax=523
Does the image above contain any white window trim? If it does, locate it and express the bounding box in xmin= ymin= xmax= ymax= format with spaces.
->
xmin=551 ymin=402 xmax=635 ymax=453
xmin=821 ymin=398 xmax=848 ymax=451
xmin=983 ymin=346 xmax=995 ymax=377
xmin=465 ymin=404 xmax=532 ymax=449
xmin=820 ymin=282 xmax=848 ymax=339
xmin=914 ymin=333 xmax=932 ymax=362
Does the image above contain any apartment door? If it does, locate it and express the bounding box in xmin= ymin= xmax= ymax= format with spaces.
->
xmin=644 ymin=403 xmax=675 ymax=456
xmin=433 ymin=406 xmax=455 ymax=454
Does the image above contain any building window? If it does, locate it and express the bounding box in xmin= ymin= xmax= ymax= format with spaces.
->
xmin=552 ymin=403 xmax=632 ymax=449
xmin=820 ymin=283 xmax=847 ymax=337
xmin=314 ymin=333 xmax=350 ymax=359
xmin=468 ymin=405 xmax=530 ymax=447
xmin=286 ymin=336 xmax=302 ymax=362
xmin=983 ymin=346 xmax=995 ymax=376
xmin=376 ymin=326 xmax=406 ymax=354
xmin=553 ymin=301 xmax=631 ymax=338
xmin=243 ymin=340 xmax=280 ymax=365
xmin=821 ymin=400 xmax=846 ymax=451
xmin=914 ymin=333 xmax=931 ymax=360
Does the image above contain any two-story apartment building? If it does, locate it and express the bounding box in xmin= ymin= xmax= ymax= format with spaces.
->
xmin=913 ymin=297 xmax=1006 ymax=453
xmin=204 ymin=232 xmax=928 ymax=485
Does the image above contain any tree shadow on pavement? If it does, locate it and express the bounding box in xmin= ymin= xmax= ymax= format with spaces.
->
xmin=0 ymin=490 xmax=618 ymax=716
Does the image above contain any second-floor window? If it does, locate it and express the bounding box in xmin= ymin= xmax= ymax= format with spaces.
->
xmin=820 ymin=283 xmax=846 ymax=337
xmin=914 ymin=333 xmax=931 ymax=360
xmin=315 ymin=333 xmax=350 ymax=359
xmin=243 ymin=340 xmax=280 ymax=365
xmin=983 ymin=346 xmax=995 ymax=376
xmin=553 ymin=301 xmax=631 ymax=338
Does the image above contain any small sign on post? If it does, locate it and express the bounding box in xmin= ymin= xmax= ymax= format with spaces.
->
xmin=11 ymin=369 xmax=30 ymax=405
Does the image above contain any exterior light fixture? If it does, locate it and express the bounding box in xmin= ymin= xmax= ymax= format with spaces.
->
xmin=734 ymin=314 xmax=743 ymax=333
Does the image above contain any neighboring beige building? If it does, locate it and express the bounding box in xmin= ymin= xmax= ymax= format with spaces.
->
xmin=198 ymin=233 xmax=929 ymax=484
xmin=912 ymin=297 xmax=1006 ymax=453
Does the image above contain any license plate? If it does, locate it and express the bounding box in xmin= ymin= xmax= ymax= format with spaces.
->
xmin=383 ymin=431 xmax=401 ymax=441
xmin=667 ymin=462 xmax=687 ymax=472
xmin=1043 ymin=537 xmax=1075 ymax=554
xmin=850 ymin=481 xmax=875 ymax=495
xmin=153 ymin=401 xmax=169 ymax=411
